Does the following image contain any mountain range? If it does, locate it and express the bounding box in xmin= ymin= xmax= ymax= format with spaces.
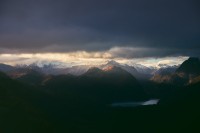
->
xmin=1 ymin=57 xmax=200 ymax=103
xmin=0 ymin=60 xmax=174 ymax=80
xmin=1 ymin=57 xmax=200 ymax=132
xmin=1 ymin=57 xmax=200 ymax=86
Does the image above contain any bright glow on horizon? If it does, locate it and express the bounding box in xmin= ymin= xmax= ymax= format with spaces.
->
xmin=0 ymin=51 xmax=188 ymax=68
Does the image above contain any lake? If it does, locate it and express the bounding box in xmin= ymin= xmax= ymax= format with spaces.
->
xmin=111 ymin=99 xmax=159 ymax=107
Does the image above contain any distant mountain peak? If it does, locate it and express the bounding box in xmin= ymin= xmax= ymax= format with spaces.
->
xmin=102 ymin=66 xmax=114 ymax=71
xmin=106 ymin=60 xmax=120 ymax=66
xmin=101 ymin=60 xmax=122 ymax=71
xmin=103 ymin=66 xmax=124 ymax=72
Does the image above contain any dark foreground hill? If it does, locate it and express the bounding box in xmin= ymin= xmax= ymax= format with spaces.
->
xmin=0 ymin=72 xmax=54 ymax=133
xmin=176 ymin=57 xmax=200 ymax=75
xmin=43 ymin=66 xmax=148 ymax=105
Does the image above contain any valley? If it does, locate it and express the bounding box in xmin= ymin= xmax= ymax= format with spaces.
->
xmin=0 ymin=57 xmax=200 ymax=132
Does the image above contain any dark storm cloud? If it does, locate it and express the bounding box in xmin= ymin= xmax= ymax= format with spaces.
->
xmin=0 ymin=0 xmax=200 ymax=57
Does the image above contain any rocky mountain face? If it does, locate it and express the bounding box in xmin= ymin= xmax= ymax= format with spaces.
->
xmin=99 ymin=60 xmax=152 ymax=80
xmin=151 ymin=57 xmax=200 ymax=85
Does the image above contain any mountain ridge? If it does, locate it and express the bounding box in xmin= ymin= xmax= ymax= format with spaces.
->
xmin=151 ymin=57 xmax=200 ymax=85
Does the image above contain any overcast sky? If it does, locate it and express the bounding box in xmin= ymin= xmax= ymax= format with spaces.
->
xmin=0 ymin=0 xmax=199 ymax=66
